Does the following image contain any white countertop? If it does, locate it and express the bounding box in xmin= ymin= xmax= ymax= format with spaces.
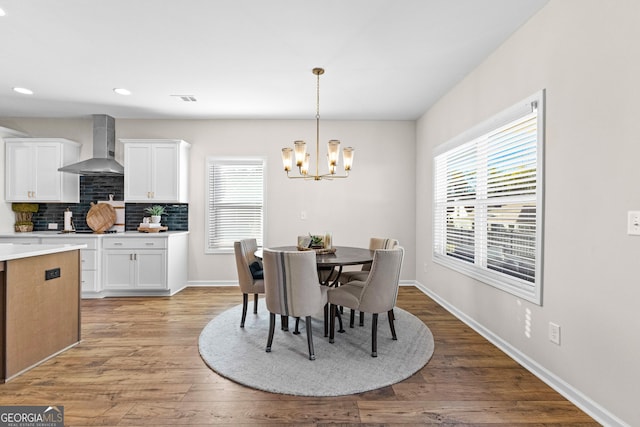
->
xmin=0 ymin=243 xmax=86 ymax=261
xmin=0 ymin=231 xmax=189 ymax=238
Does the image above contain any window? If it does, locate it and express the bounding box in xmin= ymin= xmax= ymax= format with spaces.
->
xmin=433 ymin=90 xmax=544 ymax=304
xmin=206 ymin=157 xmax=265 ymax=253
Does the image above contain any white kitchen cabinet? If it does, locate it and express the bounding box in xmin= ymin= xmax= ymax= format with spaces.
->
xmin=41 ymin=236 xmax=100 ymax=294
xmin=5 ymin=138 xmax=80 ymax=202
xmin=120 ymin=139 xmax=190 ymax=203
xmin=103 ymin=249 xmax=167 ymax=290
xmin=101 ymin=234 xmax=187 ymax=295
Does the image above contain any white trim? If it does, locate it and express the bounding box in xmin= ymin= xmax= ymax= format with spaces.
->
xmin=433 ymin=89 xmax=545 ymax=305
xmin=411 ymin=280 xmax=630 ymax=427
xmin=188 ymin=280 xmax=239 ymax=287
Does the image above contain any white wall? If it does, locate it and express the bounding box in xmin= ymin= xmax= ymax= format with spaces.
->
xmin=0 ymin=118 xmax=416 ymax=283
xmin=416 ymin=1 xmax=639 ymax=426
xmin=116 ymin=119 xmax=416 ymax=283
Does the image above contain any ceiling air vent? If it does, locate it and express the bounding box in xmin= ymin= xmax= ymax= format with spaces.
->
xmin=171 ymin=94 xmax=197 ymax=102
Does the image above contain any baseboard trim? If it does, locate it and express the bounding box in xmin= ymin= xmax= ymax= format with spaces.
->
xmin=188 ymin=280 xmax=237 ymax=287
xmin=411 ymin=280 xmax=629 ymax=427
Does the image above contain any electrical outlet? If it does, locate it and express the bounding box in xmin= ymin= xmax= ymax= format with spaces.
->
xmin=300 ymin=210 xmax=307 ymax=220
xmin=423 ymin=262 xmax=428 ymax=272
xmin=628 ymin=211 xmax=640 ymax=235
xmin=48 ymin=223 xmax=58 ymax=230
xmin=549 ymin=322 xmax=561 ymax=345
xmin=45 ymin=267 xmax=61 ymax=281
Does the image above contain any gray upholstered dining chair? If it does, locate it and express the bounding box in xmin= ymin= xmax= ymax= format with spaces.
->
xmin=262 ymin=248 xmax=328 ymax=360
xmin=338 ymin=237 xmax=399 ymax=327
xmin=328 ymin=247 xmax=404 ymax=357
xmin=234 ymin=239 xmax=265 ymax=328
xmin=338 ymin=237 xmax=399 ymax=284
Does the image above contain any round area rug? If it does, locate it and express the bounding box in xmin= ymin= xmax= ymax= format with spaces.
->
xmin=198 ymin=299 xmax=434 ymax=396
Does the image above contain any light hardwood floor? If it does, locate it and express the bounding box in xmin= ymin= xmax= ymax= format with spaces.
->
xmin=0 ymin=286 xmax=598 ymax=426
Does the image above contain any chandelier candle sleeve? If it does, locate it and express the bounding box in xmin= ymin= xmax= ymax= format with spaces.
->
xmin=281 ymin=147 xmax=293 ymax=171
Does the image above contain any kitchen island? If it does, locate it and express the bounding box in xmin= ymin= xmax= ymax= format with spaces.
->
xmin=0 ymin=243 xmax=84 ymax=382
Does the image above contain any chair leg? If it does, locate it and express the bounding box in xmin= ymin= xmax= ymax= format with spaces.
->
xmin=305 ymin=316 xmax=316 ymax=360
xmin=388 ymin=309 xmax=397 ymax=340
xmin=350 ymin=309 xmax=355 ymax=328
xmin=266 ymin=313 xmax=276 ymax=352
xmin=241 ymin=293 xmax=248 ymax=328
xmin=359 ymin=311 xmax=365 ymax=326
xmin=293 ymin=317 xmax=301 ymax=335
xmin=371 ymin=312 xmax=378 ymax=357
xmin=253 ymin=293 xmax=259 ymax=314
xmin=280 ymin=315 xmax=289 ymax=331
xmin=329 ymin=304 xmax=336 ymax=343
xmin=324 ymin=303 xmax=329 ymax=337
xmin=337 ymin=308 xmax=345 ymax=333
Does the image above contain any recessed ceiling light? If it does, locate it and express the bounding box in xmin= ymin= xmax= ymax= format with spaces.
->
xmin=113 ymin=88 xmax=131 ymax=96
xmin=13 ymin=87 xmax=33 ymax=95
xmin=0 ymin=8 xmax=6 ymax=17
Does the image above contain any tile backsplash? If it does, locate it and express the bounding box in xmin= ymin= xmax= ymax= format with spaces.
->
xmin=29 ymin=176 xmax=188 ymax=231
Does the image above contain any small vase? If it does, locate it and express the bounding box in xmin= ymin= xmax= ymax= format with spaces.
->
xmin=150 ymin=215 xmax=161 ymax=224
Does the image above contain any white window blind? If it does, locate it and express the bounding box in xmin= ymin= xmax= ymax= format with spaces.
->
xmin=433 ymin=90 xmax=544 ymax=304
xmin=206 ymin=158 xmax=265 ymax=252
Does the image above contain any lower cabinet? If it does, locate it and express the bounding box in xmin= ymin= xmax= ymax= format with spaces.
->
xmin=0 ymin=232 xmax=188 ymax=298
xmin=101 ymin=234 xmax=188 ymax=296
xmin=103 ymin=249 xmax=167 ymax=290
xmin=41 ymin=236 xmax=99 ymax=295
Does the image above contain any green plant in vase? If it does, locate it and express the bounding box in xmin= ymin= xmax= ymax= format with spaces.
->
xmin=145 ymin=205 xmax=167 ymax=224
xmin=309 ymin=234 xmax=324 ymax=248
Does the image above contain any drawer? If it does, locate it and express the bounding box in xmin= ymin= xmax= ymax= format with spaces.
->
xmin=41 ymin=237 xmax=98 ymax=249
xmin=81 ymin=270 xmax=97 ymax=292
xmin=81 ymin=250 xmax=97 ymax=270
xmin=103 ymin=238 xmax=167 ymax=249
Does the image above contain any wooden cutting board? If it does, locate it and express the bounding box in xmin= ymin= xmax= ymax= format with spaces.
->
xmin=86 ymin=202 xmax=116 ymax=233
xmin=98 ymin=194 xmax=125 ymax=232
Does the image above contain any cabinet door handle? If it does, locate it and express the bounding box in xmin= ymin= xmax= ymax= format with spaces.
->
xmin=145 ymin=242 xmax=154 ymax=246
xmin=114 ymin=242 xmax=123 ymax=246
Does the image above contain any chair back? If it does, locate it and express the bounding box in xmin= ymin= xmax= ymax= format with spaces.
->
xmin=358 ymin=247 xmax=404 ymax=314
xmin=262 ymin=249 xmax=322 ymax=317
xmin=362 ymin=238 xmax=399 ymax=271
xmin=234 ymin=239 xmax=260 ymax=293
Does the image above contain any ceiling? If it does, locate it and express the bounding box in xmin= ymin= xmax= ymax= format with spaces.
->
xmin=0 ymin=0 xmax=548 ymax=121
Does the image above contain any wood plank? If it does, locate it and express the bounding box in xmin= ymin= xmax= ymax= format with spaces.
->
xmin=0 ymin=286 xmax=598 ymax=426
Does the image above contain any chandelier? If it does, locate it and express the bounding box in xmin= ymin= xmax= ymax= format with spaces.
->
xmin=281 ymin=67 xmax=354 ymax=180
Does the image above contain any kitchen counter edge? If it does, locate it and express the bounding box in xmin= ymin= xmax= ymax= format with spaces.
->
xmin=0 ymin=243 xmax=87 ymax=261
xmin=0 ymin=231 xmax=190 ymax=238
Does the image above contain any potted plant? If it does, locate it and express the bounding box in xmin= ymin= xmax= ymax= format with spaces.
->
xmin=12 ymin=203 xmax=39 ymax=232
xmin=144 ymin=205 xmax=166 ymax=224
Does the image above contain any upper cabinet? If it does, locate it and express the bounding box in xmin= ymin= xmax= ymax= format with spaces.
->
xmin=120 ymin=139 xmax=190 ymax=203
xmin=5 ymin=138 xmax=81 ymax=202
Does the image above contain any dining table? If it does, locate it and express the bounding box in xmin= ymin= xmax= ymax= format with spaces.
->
xmin=255 ymin=245 xmax=374 ymax=286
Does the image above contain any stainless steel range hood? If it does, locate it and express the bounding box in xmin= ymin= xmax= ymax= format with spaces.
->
xmin=58 ymin=114 xmax=124 ymax=176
